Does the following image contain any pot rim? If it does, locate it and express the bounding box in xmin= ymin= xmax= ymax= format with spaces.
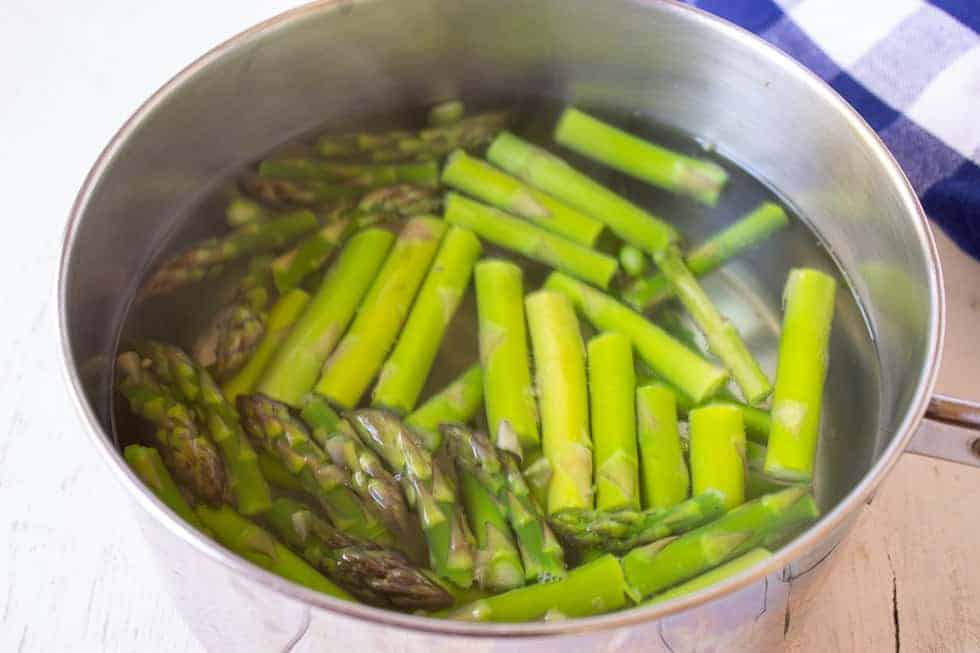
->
xmin=57 ymin=0 xmax=945 ymax=638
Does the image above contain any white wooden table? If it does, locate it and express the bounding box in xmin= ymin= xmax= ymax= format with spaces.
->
xmin=1 ymin=2 xmax=978 ymax=650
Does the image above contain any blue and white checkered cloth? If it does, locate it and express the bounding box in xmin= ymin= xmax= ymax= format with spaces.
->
xmin=685 ymin=0 xmax=980 ymax=260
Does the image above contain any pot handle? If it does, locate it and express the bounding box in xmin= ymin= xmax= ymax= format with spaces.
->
xmin=905 ymin=394 xmax=980 ymax=467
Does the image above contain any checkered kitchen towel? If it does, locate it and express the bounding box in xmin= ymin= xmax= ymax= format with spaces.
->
xmin=684 ymin=0 xmax=980 ymax=260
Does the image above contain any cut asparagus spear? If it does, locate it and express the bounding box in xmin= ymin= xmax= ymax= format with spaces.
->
xmin=636 ymin=383 xmax=690 ymax=510
xmin=124 ymin=445 xmax=203 ymax=529
xmin=240 ymin=175 xmax=364 ymax=208
xmin=642 ymin=548 xmax=772 ymax=605
xmin=654 ymin=246 xmax=772 ymax=404
xmin=474 ymin=260 xmax=539 ymax=456
xmin=405 ymin=363 xmax=484 ymax=451
xmin=226 ymin=196 xmax=268 ymax=227
xmin=271 ymin=219 xmax=351 ymax=293
xmin=744 ymin=441 xmax=794 ymax=499
xmin=526 ymin=291 xmax=592 ymax=514
xmin=256 ymin=451 xmax=306 ymax=493
xmin=619 ymin=244 xmax=648 ymax=277
xmin=195 ymin=504 xmax=352 ymax=600
xmin=256 ymin=228 xmax=394 ymax=406
xmin=765 ymin=269 xmax=836 ymax=481
xmin=441 ymin=150 xmax=604 ymax=246
xmin=487 ymin=131 xmax=679 ymax=254
xmin=428 ymin=100 xmax=465 ymax=127
xmin=554 ymin=108 xmax=728 ymax=205
xmin=260 ymin=159 xmax=440 ymax=187
xmin=545 ymin=272 xmax=729 ymax=403
xmin=372 ymin=226 xmax=482 ymax=414
xmin=444 ymin=193 xmax=618 ymax=289
xmin=459 ymin=469 xmax=526 ymax=591
xmin=588 ymin=332 xmax=640 ymax=511
xmin=689 ymin=404 xmax=746 ymax=510
xmin=623 ymin=202 xmax=789 ymax=310
xmin=316 ymin=217 xmax=446 ymax=409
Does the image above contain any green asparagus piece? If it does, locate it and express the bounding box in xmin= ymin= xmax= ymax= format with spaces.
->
xmin=349 ymin=184 xmax=444 ymax=228
xmin=428 ymin=100 xmax=465 ymax=127
xmin=441 ymin=150 xmax=604 ymax=246
xmin=526 ymin=291 xmax=592 ymax=513
xmin=405 ymin=363 xmax=484 ymax=451
xmin=271 ymin=219 xmax=351 ymax=293
xmin=487 ymin=131 xmax=679 ymax=254
xmin=765 ymin=268 xmax=837 ymax=481
xmin=636 ymin=384 xmax=690 ymax=510
xmin=474 ymin=260 xmax=539 ymax=456
xmin=649 ymin=379 xmax=771 ymax=445
xmin=124 ymin=445 xmax=203 ymax=529
xmin=689 ymin=404 xmax=746 ymax=510
xmin=256 ymin=451 xmax=305 ymax=493
xmin=448 ymin=553 xmax=627 ymax=622
xmin=257 ymin=228 xmax=394 ymax=406
xmin=264 ymin=497 xmax=452 ymax=610
xmin=588 ymin=333 xmax=640 ymax=511
xmin=226 ymin=196 xmax=268 ymax=227
xmin=195 ymin=504 xmax=352 ymax=600
xmin=545 ymin=272 xmax=729 ymax=403
xmin=643 ymin=548 xmax=772 ymax=605
xmin=760 ymin=494 xmax=820 ymax=549
xmin=349 ymin=409 xmax=476 ymax=588
xmin=316 ymin=217 xmax=446 ymax=409
xmin=241 ymin=174 xmax=365 ymax=208
xmin=208 ymin=255 xmax=276 ymax=379
xmin=260 ymin=159 xmax=440 ymax=188
xmin=554 ymin=108 xmax=729 ymax=205
xmin=619 ymin=245 xmax=648 ymax=277
xmin=623 ymin=202 xmax=789 ymax=310
xmin=372 ymin=226 xmax=482 ymax=414
xmin=459 ymin=469 xmax=526 ymax=591
xmin=548 ymin=491 xmax=725 ymax=554
xmin=444 ymin=193 xmax=618 ymax=289
xmin=744 ymin=441 xmax=794 ymax=499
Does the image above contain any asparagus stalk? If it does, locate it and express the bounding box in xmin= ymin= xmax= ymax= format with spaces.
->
xmin=689 ymin=404 xmax=746 ymax=510
xmin=744 ymin=441 xmax=794 ymax=499
xmin=588 ymin=333 xmax=640 ymax=511
xmin=271 ymin=219 xmax=351 ymax=293
xmin=525 ymin=291 xmax=592 ymax=514
xmin=619 ymin=245 xmax=648 ymax=277
xmin=372 ymin=226 xmax=482 ymax=414
xmin=548 ymin=491 xmax=725 ymax=554
xmin=428 ymin=100 xmax=465 ymax=127
xmin=441 ymin=150 xmax=604 ymax=246
xmin=124 ymin=445 xmax=203 ymax=529
xmin=263 ymin=497 xmax=452 ymax=610
xmin=487 ymin=131 xmax=679 ymax=254
xmin=140 ymin=210 xmax=319 ymax=299
xmin=544 ymin=272 xmax=729 ymax=403
xmin=621 ymin=485 xmax=814 ymax=599
xmin=206 ymin=254 xmax=276 ymax=378
xmin=765 ymin=268 xmax=837 ymax=481
xmin=260 ymin=159 xmax=440 ymax=189
xmin=352 ymin=184 xmax=443 ymax=226
xmin=653 ymin=246 xmax=772 ymax=404
xmin=554 ymin=108 xmax=729 ymax=205
xmin=256 ymin=451 xmax=305 ymax=493
xmin=348 ymin=410 xmax=476 ymax=588
xmin=622 ymin=202 xmax=789 ymax=310
xmin=237 ymin=394 xmax=390 ymax=544
xmin=459 ymin=469 xmax=526 ymax=591
xmin=405 ymin=363 xmax=484 ymax=451
xmin=636 ymin=384 xmax=690 ymax=510
xmin=226 ymin=196 xmax=268 ymax=227
xmin=256 ymin=228 xmax=394 ymax=406
xmin=448 ymin=553 xmax=627 ymax=622
xmin=642 ymin=548 xmax=772 ymax=605
xmin=444 ymin=193 xmax=618 ymax=289
xmin=315 ymin=217 xmax=446 ymax=409
xmin=222 ymin=289 xmax=311 ymax=403
xmin=241 ymin=175 xmax=365 ymax=208
xmin=474 ymin=260 xmax=539 ymax=456
xmin=195 ymin=504 xmax=352 ymax=600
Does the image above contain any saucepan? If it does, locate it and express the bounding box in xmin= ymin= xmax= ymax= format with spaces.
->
xmin=57 ymin=0 xmax=980 ymax=649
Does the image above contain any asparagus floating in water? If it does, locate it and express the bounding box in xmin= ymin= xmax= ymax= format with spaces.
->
xmin=689 ymin=404 xmax=746 ymax=511
xmin=271 ymin=219 xmax=351 ymax=293
xmin=405 ymin=363 xmax=484 ymax=451
xmin=241 ymin=174 xmax=364 ymax=208
xmin=619 ymin=244 xmax=648 ymax=278
xmin=226 ymin=196 xmax=268 ymax=227
xmin=459 ymin=467 xmax=526 ymax=591
xmin=427 ymin=100 xmax=465 ymax=127
xmin=642 ymin=548 xmax=772 ymax=605
xmin=260 ymin=159 xmax=440 ymax=188
xmin=256 ymin=451 xmax=306 ymax=493
xmin=207 ymin=254 xmax=276 ymax=379
xmin=124 ymin=445 xmax=204 ymax=529
xmin=636 ymin=383 xmax=690 ymax=510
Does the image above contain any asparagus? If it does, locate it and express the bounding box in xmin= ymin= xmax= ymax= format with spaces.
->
xmin=260 ymin=159 xmax=440 ymax=188
xmin=448 ymin=553 xmax=627 ymax=622
xmin=653 ymin=246 xmax=772 ymax=404
xmin=474 ymin=260 xmax=539 ymax=456
xmin=443 ymin=424 xmax=566 ymax=583
xmin=271 ymin=219 xmax=351 ymax=292
xmin=765 ymin=269 xmax=837 ymax=481
xmin=237 ymin=394 xmax=390 ymax=544
xmin=316 ymin=217 xmax=447 ymax=409
xmin=636 ymin=384 xmax=690 ymax=510
xmin=208 ymin=254 xmax=276 ymax=379
xmin=622 ymin=202 xmax=789 ymax=310
xmin=256 ymin=228 xmax=395 ymax=406
xmin=689 ymin=404 xmax=746 ymax=510
xmin=548 ymin=491 xmax=725 ymax=554
xmin=226 ymin=196 xmax=268 ymax=227
xmin=487 ymin=131 xmax=679 ymax=254
xmin=372 ymin=226 xmax=482 ymax=414
xmin=744 ymin=441 xmax=793 ymax=499
xmin=525 ymin=291 xmax=592 ymax=513
xmin=241 ymin=174 xmax=364 ymax=208
xmin=588 ymin=333 xmax=640 ymax=511
xmin=427 ymin=100 xmax=465 ymax=127
xmin=647 ymin=378 xmax=771 ymax=445
xmin=405 ymin=363 xmax=484 ymax=451
xmin=621 ymin=485 xmax=814 ymax=599
xmin=222 ymin=289 xmax=311 ymax=403
xmin=619 ymin=245 xmax=648 ymax=277
xmin=545 ymin=272 xmax=729 ymax=403
xmin=116 ymin=351 xmax=229 ymax=505
xmin=441 ymin=150 xmax=604 ymax=246
xmin=643 ymin=548 xmax=772 ymax=605
xmin=444 ymin=193 xmax=618 ymax=289
xmin=353 ymin=184 xmax=443 ymax=225
xmin=256 ymin=451 xmax=305 ymax=493
xmin=123 ymin=445 xmax=203 ymax=529
xmin=349 ymin=410 xmax=476 ymax=588
xmin=195 ymin=504 xmax=352 ymax=600
xmin=140 ymin=209 xmax=319 ymax=299
xmin=554 ymin=108 xmax=729 ymax=205
xmin=459 ymin=469 xmax=526 ymax=591
xmin=263 ymin=497 xmax=452 ymax=610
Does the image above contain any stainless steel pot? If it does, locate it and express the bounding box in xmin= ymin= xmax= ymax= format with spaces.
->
xmin=58 ymin=0 xmax=980 ymax=650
